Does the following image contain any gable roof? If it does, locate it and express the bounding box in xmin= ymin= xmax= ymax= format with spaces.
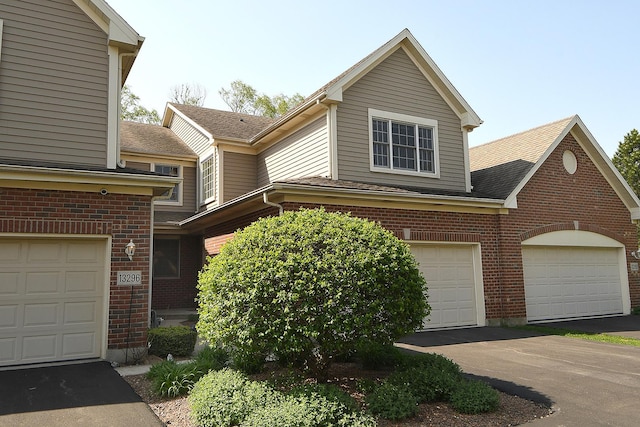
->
xmin=165 ymin=104 xmax=274 ymax=141
xmin=470 ymin=117 xmax=574 ymax=199
xmin=470 ymin=116 xmax=640 ymax=218
xmin=164 ymin=29 xmax=483 ymax=148
xmin=120 ymin=121 xmax=197 ymax=158
xmin=319 ymin=28 xmax=482 ymax=130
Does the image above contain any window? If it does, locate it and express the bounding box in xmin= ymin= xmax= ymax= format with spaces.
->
xmin=153 ymin=164 xmax=182 ymax=205
xmin=201 ymin=155 xmax=215 ymax=203
xmin=369 ymin=109 xmax=439 ymax=177
xmin=153 ymin=238 xmax=180 ymax=278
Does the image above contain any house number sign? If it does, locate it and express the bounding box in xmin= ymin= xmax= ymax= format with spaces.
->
xmin=117 ymin=271 xmax=142 ymax=285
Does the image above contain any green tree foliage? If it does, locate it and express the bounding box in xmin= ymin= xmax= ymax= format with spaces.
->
xmin=612 ymin=129 xmax=640 ymax=196
xmin=120 ymin=84 xmax=161 ymax=124
xmin=169 ymin=82 xmax=207 ymax=106
xmin=196 ymin=208 xmax=429 ymax=381
xmin=218 ymin=80 xmax=304 ymax=118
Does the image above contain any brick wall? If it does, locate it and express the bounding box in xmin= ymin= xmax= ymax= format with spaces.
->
xmin=152 ymin=235 xmax=201 ymax=309
xmin=198 ymin=135 xmax=638 ymax=323
xmin=0 ymin=187 xmax=153 ymax=351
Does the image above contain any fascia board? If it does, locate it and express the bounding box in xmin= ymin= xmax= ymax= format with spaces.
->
xmin=74 ymin=0 xmax=142 ymax=48
xmin=0 ymin=164 xmax=179 ymax=195
xmin=570 ymin=115 xmax=640 ymax=211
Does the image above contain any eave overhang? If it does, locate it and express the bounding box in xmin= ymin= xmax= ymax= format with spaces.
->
xmin=0 ymin=164 xmax=178 ymax=197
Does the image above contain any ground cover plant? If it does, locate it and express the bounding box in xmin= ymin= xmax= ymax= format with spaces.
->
xmin=196 ymin=208 xmax=429 ymax=381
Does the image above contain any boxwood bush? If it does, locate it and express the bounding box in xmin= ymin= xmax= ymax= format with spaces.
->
xmin=148 ymin=325 xmax=196 ymax=357
xmin=450 ymin=379 xmax=500 ymax=414
xmin=365 ymin=381 xmax=418 ymax=421
xmin=189 ymin=368 xmax=279 ymax=427
xmin=196 ymin=208 xmax=429 ymax=381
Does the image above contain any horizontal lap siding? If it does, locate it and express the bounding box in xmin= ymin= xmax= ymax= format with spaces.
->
xmin=223 ymin=152 xmax=257 ymax=202
xmin=257 ymin=117 xmax=328 ymax=186
xmin=0 ymin=0 xmax=109 ymax=167
xmin=337 ymin=48 xmax=466 ymax=191
xmin=169 ymin=114 xmax=210 ymax=155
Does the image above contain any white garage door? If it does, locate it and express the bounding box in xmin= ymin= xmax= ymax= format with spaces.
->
xmin=0 ymin=238 xmax=107 ymax=367
xmin=522 ymin=246 xmax=623 ymax=322
xmin=410 ymin=244 xmax=482 ymax=329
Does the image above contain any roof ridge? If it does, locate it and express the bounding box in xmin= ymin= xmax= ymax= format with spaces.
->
xmin=471 ymin=115 xmax=575 ymax=150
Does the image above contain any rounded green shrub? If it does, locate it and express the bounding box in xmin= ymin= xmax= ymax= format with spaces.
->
xmin=450 ymin=379 xmax=500 ymax=414
xmin=148 ymin=325 xmax=196 ymax=357
xmin=388 ymin=365 xmax=461 ymax=403
xmin=188 ymin=368 xmax=279 ymax=427
xmin=197 ymin=208 xmax=429 ymax=380
xmin=289 ymin=383 xmax=358 ymax=414
xmin=243 ymin=393 xmax=376 ymax=427
xmin=365 ymin=381 xmax=418 ymax=421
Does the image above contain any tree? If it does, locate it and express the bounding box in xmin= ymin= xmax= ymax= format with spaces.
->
xmin=120 ymin=84 xmax=160 ymax=124
xmin=612 ymin=129 xmax=640 ymax=196
xmin=169 ymin=83 xmax=207 ymax=106
xmin=218 ymin=80 xmax=304 ymax=118
xmin=196 ymin=208 xmax=429 ymax=381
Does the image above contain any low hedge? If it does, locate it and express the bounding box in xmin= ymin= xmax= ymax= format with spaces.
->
xmin=148 ymin=326 xmax=197 ymax=357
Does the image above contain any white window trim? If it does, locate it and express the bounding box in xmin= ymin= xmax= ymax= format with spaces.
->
xmin=152 ymin=163 xmax=183 ymax=206
xmin=200 ymin=149 xmax=216 ymax=205
xmin=368 ymin=108 xmax=440 ymax=179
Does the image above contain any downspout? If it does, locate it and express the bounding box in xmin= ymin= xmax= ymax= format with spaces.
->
xmin=263 ymin=192 xmax=283 ymax=215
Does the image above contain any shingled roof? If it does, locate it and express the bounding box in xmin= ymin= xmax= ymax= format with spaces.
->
xmin=120 ymin=121 xmax=197 ymax=158
xmin=469 ymin=117 xmax=575 ymax=199
xmin=169 ymin=103 xmax=274 ymax=141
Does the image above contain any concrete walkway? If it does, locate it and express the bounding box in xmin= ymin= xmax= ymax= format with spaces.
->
xmin=398 ymin=316 xmax=640 ymax=426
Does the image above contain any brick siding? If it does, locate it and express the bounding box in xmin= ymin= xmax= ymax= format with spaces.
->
xmin=0 ymin=187 xmax=153 ymax=350
xmin=198 ymin=134 xmax=639 ymax=323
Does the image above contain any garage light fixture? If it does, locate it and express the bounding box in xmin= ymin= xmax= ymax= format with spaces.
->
xmin=631 ymin=250 xmax=640 ymax=260
xmin=124 ymin=239 xmax=136 ymax=261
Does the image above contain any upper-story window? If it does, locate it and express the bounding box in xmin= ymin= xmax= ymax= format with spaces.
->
xmin=201 ymin=155 xmax=215 ymax=203
xmin=153 ymin=164 xmax=182 ymax=205
xmin=369 ymin=108 xmax=439 ymax=178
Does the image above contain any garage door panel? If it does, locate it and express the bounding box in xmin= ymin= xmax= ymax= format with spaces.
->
xmin=22 ymin=335 xmax=57 ymax=360
xmin=523 ymin=246 xmax=623 ymax=322
xmin=65 ymin=271 xmax=101 ymax=293
xmin=64 ymin=301 xmax=98 ymax=324
xmin=411 ymin=244 xmax=478 ymax=329
xmin=62 ymin=332 xmax=97 ymax=357
xmin=0 ymin=238 xmax=106 ymax=366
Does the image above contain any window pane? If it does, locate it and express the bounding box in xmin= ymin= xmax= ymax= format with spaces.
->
xmin=202 ymin=156 xmax=215 ymax=200
xmin=418 ymin=127 xmax=435 ymax=172
xmin=156 ymin=164 xmax=179 ymax=201
xmin=372 ymin=119 xmax=389 ymax=167
xmin=391 ymin=122 xmax=417 ymax=170
xmin=154 ymin=238 xmax=180 ymax=278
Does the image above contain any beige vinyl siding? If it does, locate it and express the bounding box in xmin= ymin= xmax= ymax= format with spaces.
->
xmin=169 ymin=114 xmax=211 ymax=155
xmin=223 ymin=152 xmax=257 ymax=202
xmin=257 ymin=117 xmax=328 ymax=186
xmin=126 ymin=161 xmax=151 ymax=172
xmin=336 ymin=48 xmax=466 ymax=191
xmin=0 ymin=0 xmax=109 ymax=167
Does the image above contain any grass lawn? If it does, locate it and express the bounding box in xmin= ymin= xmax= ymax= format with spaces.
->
xmin=514 ymin=325 xmax=640 ymax=347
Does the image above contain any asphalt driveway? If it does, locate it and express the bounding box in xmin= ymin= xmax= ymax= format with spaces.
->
xmin=0 ymin=361 xmax=162 ymax=426
xmin=398 ymin=316 xmax=640 ymax=426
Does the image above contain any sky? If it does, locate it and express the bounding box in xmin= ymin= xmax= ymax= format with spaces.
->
xmin=106 ymin=0 xmax=640 ymax=157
